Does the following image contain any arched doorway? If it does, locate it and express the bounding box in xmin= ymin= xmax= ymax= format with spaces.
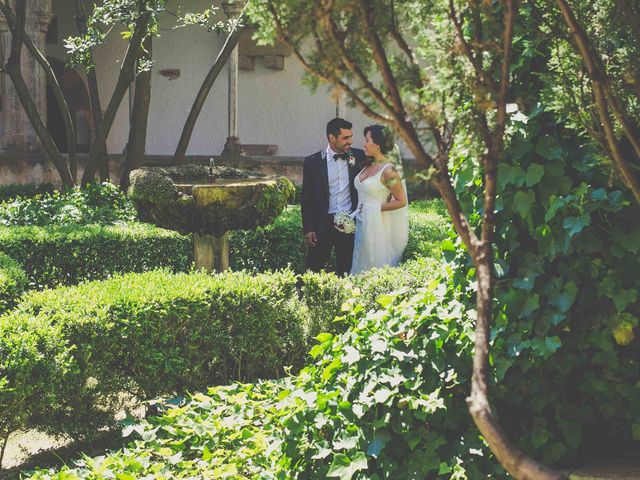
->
xmin=46 ymin=57 xmax=91 ymax=153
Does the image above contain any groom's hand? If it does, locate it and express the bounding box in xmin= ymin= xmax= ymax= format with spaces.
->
xmin=305 ymin=231 xmax=317 ymax=247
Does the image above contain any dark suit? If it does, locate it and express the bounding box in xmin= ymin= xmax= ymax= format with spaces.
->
xmin=301 ymin=148 xmax=365 ymax=275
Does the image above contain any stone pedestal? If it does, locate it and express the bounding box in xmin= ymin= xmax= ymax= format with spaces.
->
xmin=0 ymin=0 xmax=53 ymax=152
xmin=194 ymin=232 xmax=230 ymax=272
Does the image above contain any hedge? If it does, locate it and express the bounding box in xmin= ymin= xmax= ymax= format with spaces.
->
xmin=1 ymin=257 xmax=443 ymax=452
xmin=0 ymin=253 xmax=28 ymax=313
xmin=23 ymin=277 xmax=494 ymax=480
xmin=0 ymin=223 xmax=192 ymax=289
xmin=0 ymin=269 xmax=309 ymax=442
xmin=0 ymin=183 xmax=55 ymax=203
xmin=230 ymin=199 xmax=449 ymax=273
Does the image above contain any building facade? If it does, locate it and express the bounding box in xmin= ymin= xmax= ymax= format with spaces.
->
xmin=0 ymin=0 xmax=375 ymax=184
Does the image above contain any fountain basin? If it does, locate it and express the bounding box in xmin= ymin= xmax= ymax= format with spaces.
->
xmin=128 ymin=165 xmax=294 ymax=271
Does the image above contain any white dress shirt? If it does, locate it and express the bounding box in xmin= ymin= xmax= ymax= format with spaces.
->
xmin=326 ymin=145 xmax=353 ymax=214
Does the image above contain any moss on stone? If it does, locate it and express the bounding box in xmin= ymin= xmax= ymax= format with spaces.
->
xmin=128 ymin=166 xmax=294 ymax=235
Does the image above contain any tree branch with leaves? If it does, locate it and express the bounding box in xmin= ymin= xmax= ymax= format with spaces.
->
xmin=250 ymin=0 xmax=567 ymax=477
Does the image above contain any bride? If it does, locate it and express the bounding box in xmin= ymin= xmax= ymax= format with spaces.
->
xmin=350 ymin=124 xmax=409 ymax=275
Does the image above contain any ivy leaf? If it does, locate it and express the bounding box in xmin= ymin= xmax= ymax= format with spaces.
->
xmin=513 ymin=190 xmax=536 ymax=219
xmin=376 ymin=294 xmax=394 ymax=308
xmin=327 ymin=452 xmax=368 ymax=480
xmin=333 ymin=435 xmax=359 ymax=451
xmin=536 ymin=135 xmax=563 ymax=160
xmin=531 ymin=428 xmax=552 ymax=448
xmin=551 ymin=281 xmax=578 ymax=313
xmin=562 ymin=215 xmax=590 ymax=238
xmin=342 ymin=346 xmax=361 ymax=365
xmin=367 ymin=433 xmax=390 ymax=458
xmin=525 ymin=163 xmax=545 ymax=187
xmin=611 ymin=289 xmax=638 ymax=312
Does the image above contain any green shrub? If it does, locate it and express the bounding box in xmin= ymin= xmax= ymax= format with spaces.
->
xmin=0 ymin=313 xmax=74 ymax=448
xmin=230 ymin=200 xmax=450 ymax=273
xmin=0 ymin=224 xmax=191 ymax=289
xmin=0 ymin=253 xmax=28 ymax=313
xmin=300 ymin=256 xmax=441 ymax=337
xmin=0 ymin=182 xmax=136 ymax=227
xmin=1 ymin=269 xmax=310 ymax=442
xmin=0 ymin=183 xmax=55 ymax=203
xmin=230 ymin=205 xmax=306 ymax=272
xmin=25 ymin=279 xmax=500 ymax=480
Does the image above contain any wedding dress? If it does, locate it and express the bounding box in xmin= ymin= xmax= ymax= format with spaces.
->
xmin=350 ymin=164 xmax=409 ymax=275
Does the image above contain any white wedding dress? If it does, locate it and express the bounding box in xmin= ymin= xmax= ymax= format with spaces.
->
xmin=350 ymin=164 xmax=409 ymax=275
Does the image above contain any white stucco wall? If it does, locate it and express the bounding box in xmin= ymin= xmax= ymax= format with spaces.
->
xmin=47 ymin=0 xmax=376 ymax=158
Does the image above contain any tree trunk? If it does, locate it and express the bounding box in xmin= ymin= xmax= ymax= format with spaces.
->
xmin=75 ymin=0 xmax=107 ymax=183
xmin=2 ymin=0 xmax=74 ymax=188
xmin=172 ymin=19 xmax=244 ymax=164
xmin=81 ymin=3 xmax=151 ymax=186
xmin=121 ymin=36 xmax=152 ymax=190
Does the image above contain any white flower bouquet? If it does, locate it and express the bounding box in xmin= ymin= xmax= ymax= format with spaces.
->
xmin=334 ymin=210 xmax=356 ymax=234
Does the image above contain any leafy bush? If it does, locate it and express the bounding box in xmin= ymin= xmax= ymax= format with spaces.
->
xmin=25 ymin=279 xmax=502 ymax=480
xmin=0 ymin=183 xmax=55 ymax=203
xmin=1 ymin=269 xmax=309 ymax=443
xmin=0 ymin=253 xmax=28 ymax=313
xmin=447 ymin=110 xmax=640 ymax=463
xmin=301 ymin=256 xmax=441 ymax=338
xmin=0 ymin=182 xmax=136 ymax=227
xmin=0 ymin=224 xmax=191 ymax=289
xmin=230 ymin=200 xmax=449 ymax=273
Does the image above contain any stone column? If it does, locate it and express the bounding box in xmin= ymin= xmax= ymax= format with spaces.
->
xmin=0 ymin=0 xmax=52 ymax=152
xmin=221 ymin=1 xmax=244 ymax=157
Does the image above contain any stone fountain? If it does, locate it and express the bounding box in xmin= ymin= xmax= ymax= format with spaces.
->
xmin=128 ymin=165 xmax=294 ymax=272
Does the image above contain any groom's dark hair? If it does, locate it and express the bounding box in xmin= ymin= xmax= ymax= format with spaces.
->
xmin=326 ymin=118 xmax=352 ymax=139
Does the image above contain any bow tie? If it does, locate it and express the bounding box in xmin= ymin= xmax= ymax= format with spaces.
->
xmin=333 ymin=152 xmax=350 ymax=161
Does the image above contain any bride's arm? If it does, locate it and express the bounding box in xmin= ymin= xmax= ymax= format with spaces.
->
xmin=381 ymin=167 xmax=407 ymax=212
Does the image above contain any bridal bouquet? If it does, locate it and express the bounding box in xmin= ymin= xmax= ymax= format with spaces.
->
xmin=334 ymin=210 xmax=356 ymax=234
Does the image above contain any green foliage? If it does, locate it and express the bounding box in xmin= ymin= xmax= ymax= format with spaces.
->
xmin=0 ymin=223 xmax=191 ymax=289
xmin=230 ymin=201 xmax=450 ymax=273
xmin=448 ymin=107 xmax=640 ymax=463
xmin=0 ymin=183 xmax=54 ymax=203
xmin=0 ymin=253 xmax=27 ymax=313
xmin=300 ymin=257 xmax=442 ymax=338
xmin=1 ymin=269 xmax=308 ymax=442
xmin=26 ymin=279 xmax=502 ymax=480
xmin=0 ymin=313 xmax=73 ymax=446
xmin=0 ymin=182 xmax=136 ymax=227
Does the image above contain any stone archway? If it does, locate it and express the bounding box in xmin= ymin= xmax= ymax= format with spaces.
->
xmin=46 ymin=57 xmax=91 ymax=153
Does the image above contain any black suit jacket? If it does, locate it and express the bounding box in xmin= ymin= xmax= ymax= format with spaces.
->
xmin=301 ymin=147 xmax=365 ymax=234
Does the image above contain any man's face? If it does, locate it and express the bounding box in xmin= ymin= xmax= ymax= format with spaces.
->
xmin=329 ymin=128 xmax=353 ymax=153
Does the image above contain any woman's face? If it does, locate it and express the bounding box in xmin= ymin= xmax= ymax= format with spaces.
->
xmin=364 ymin=131 xmax=380 ymax=157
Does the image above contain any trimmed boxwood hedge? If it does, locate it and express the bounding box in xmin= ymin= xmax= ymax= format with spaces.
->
xmin=0 ymin=258 xmax=442 ymax=448
xmin=0 ymin=269 xmax=309 ymax=442
xmin=0 ymin=253 xmax=28 ymax=313
xmin=230 ymin=200 xmax=449 ymax=273
xmin=0 ymin=224 xmax=192 ymax=289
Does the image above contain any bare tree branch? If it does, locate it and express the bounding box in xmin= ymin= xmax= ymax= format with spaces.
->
xmin=266 ymin=2 xmax=390 ymax=124
xmin=0 ymin=2 xmax=79 ymax=182
xmin=555 ymin=0 xmax=640 ymax=203
xmin=449 ymin=0 xmax=498 ymax=92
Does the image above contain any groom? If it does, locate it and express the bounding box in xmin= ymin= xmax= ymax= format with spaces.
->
xmin=301 ymin=118 xmax=365 ymax=276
